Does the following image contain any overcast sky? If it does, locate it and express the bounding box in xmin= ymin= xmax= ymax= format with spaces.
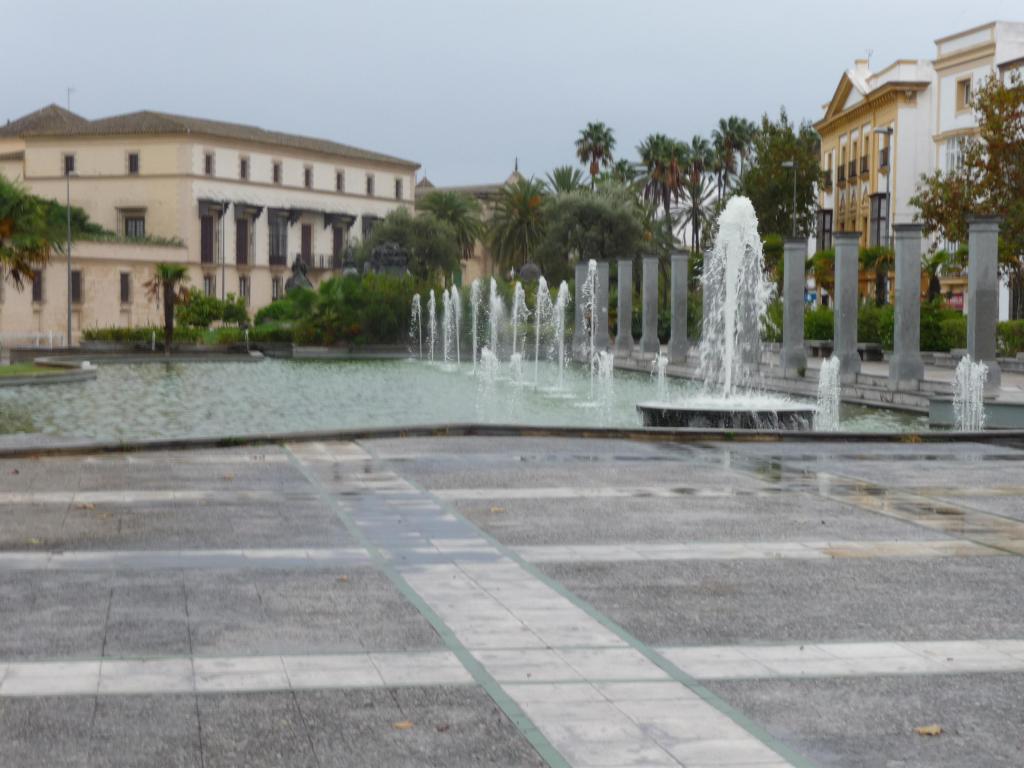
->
xmin=4 ymin=0 xmax=1020 ymax=185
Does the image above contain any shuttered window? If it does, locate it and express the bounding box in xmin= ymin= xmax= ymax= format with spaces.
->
xmin=269 ymin=214 xmax=287 ymax=265
xmin=236 ymin=219 xmax=249 ymax=265
xmin=201 ymin=215 xmax=214 ymax=263
xmin=120 ymin=272 xmax=132 ymax=304
xmin=301 ymin=224 xmax=312 ymax=261
xmin=71 ymin=271 xmax=83 ymax=304
xmin=32 ymin=273 xmax=43 ymax=303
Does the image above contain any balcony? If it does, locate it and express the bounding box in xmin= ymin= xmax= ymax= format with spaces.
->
xmin=822 ymin=168 xmax=833 ymax=190
xmin=269 ymin=253 xmax=287 ymax=267
xmin=860 ymin=156 xmax=869 ymax=175
xmin=848 ymin=160 xmax=857 ymax=179
xmin=297 ymin=253 xmax=342 ymax=271
xmin=879 ymin=147 xmax=890 ymax=170
xmin=837 ymin=166 xmax=846 ymax=184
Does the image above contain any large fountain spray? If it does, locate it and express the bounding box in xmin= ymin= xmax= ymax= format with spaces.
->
xmin=698 ymin=197 xmax=774 ymax=398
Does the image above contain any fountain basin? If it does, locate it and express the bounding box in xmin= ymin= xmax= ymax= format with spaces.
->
xmin=636 ymin=401 xmax=815 ymax=431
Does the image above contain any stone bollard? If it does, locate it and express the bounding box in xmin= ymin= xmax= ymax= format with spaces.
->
xmin=595 ymin=260 xmax=610 ymax=352
xmin=640 ymin=256 xmax=660 ymax=355
xmin=615 ymin=258 xmax=635 ymax=356
xmin=889 ymin=224 xmax=925 ymax=389
xmin=780 ymin=238 xmax=808 ymax=377
xmin=668 ymin=250 xmax=689 ymax=363
xmin=833 ymin=232 xmax=861 ymax=382
xmin=572 ymin=261 xmax=587 ymax=357
xmin=967 ymin=216 xmax=1002 ymax=391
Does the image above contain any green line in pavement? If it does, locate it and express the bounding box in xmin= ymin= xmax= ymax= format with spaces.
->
xmin=362 ymin=441 xmax=819 ymax=768
xmin=284 ymin=445 xmax=569 ymax=768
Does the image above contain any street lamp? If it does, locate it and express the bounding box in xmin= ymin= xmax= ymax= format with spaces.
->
xmin=781 ymin=160 xmax=797 ymax=237
xmin=874 ymin=126 xmax=893 ymax=248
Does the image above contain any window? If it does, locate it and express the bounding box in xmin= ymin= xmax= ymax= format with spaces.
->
xmin=304 ymin=165 xmax=313 ymax=189
xmin=127 ymin=152 xmax=140 ymax=175
xmin=336 ymin=170 xmax=345 ymax=192
xmin=272 ymin=276 xmax=283 ymax=300
xmin=235 ymin=218 xmax=251 ymax=265
xmin=71 ymin=270 xmax=83 ymax=304
xmin=203 ymin=274 xmax=216 ymax=297
xmin=395 ymin=178 xmax=403 ymax=200
xmin=945 ymin=136 xmax=967 ymax=171
xmin=63 ymin=153 xmax=75 ymax=176
xmin=32 ymin=272 xmax=43 ymax=303
xmin=239 ymin=156 xmax=249 ymax=180
xmin=120 ymin=272 xmax=132 ymax=304
xmin=957 ymin=77 xmax=973 ymax=112
xmin=269 ymin=213 xmax=288 ymax=265
xmin=301 ymin=223 xmax=313 ymax=262
xmin=238 ymin=275 xmax=250 ymax=305
xmin=273 ymin=161 xmax=282 ymax=184
xmin=816 ymin=209 xmax=833 ymax=253
xmin=870 ymin=194 xmax=889 ymax=248
xmin=204 ymin=151 xmax=215 ymax=176
xmin=201 ymin=215 xmax=215 ymax=263
xmin=332 ymin=225 xmax=348 ymax=262
xmin=366 ymin=173 xmax=375 ymax=197
xmin=123 ymin=213 xmax=146 ymax=239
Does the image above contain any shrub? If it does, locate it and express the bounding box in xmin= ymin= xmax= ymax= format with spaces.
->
xmin=998 ymin=320 xmax=1024 ymax=356
xmin=251 ymin=322 xmax=294 ymax=344
xmin=82 ymin=326 xmax=203 ymax=344
xmin=804 ymin=306 xmax=834 ymax=341
xmin=221 ymin=293 xmax=249 ymax=325
xmin=938 ymin=315 xmax=967 ymax=351
xmin=176 ymin=289 xmax=249 ymax=328
xmin=857 ymin=303 xmax=894 ymax=347
xmin=763 ymin=299 xmax=783 ymax=343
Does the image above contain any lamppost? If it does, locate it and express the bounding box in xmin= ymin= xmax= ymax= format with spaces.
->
xmin=781 ymin=160 xmax=797 ymax=237
xmin=874 ymin=126 xmax=893 ymax=248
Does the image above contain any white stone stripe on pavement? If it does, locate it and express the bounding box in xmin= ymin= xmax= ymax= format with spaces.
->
xmin=513 ymin=539 xmax=1001 ymax=563
xmin=0 ymin=490 xmax=317 ymax=505
xmin=432 ymin=486 xmax=744 ymax=500
xmin=0 ymin=547 xmax=371 ymax=571
xmin=0 ymin=651 xmax=471 ymax=697
xmin=658 ymin=640 xmax=1024 ymax=680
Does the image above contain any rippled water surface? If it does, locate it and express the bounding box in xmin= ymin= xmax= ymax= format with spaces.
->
xmin=0 ymin=359 xmax=925 ymax=441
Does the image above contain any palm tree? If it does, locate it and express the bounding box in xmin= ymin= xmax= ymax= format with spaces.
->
xmin=638 ymin=134 xmax=687 ymax=231
xmin=416 ymin=190 xmax=484 ymax=263
xmin=575 ymin=122 xmax=616 ymax=188
xmin=0 ymin=177 xmax=52 ymax=290
xmin=711 ymin=117 xmax=743 ymax=203
xmin=546 ymin=165 xmax=586 ymax=195
xmin=488 ymin=177 xmax=548 ymax=269
xmin=860 ymin=246 xmax=894 ymax=306
xmin=608 ymin=159 xmax=640 ymax=186
xmin=674 ymin=136 xmax=715 ymax=252
xmin=145 ymin=263 xmax=189 ymax=355
xmin=810 ymin=249 xmax=835 ymax=306
xmin=735 ymin=117 xmax=758 ymax=180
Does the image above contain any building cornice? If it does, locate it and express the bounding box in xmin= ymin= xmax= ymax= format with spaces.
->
xmin=933 ymin=41 xmax=996 ymax=71
xmin=932 ymin=126 xmax=980 ymax=142
xmin=815 ymin=84 xmax=922 ymax=135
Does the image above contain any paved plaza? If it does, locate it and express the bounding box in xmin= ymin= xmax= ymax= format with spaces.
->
xmin=1 ymin=434 xmax=1023 ymax=766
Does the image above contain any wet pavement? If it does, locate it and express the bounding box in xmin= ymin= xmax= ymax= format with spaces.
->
xmin=1 ymin=435 xmax=1023 ymax=766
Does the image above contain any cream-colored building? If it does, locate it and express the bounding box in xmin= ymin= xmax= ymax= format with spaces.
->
xmin=814 ymin=21 xmax=1024 ymax=316
xmin=0 ymin=104 xmax=419 ymax=343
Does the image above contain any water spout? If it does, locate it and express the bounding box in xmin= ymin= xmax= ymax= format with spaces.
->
xmin=953 ymin=355 xmax=987 ymax=431
xmin=427 ymin=290 xmax=437 ymax=363
xmin=469 ymin=279 xmax=481 ymax=372
xmin=815 ymin=357 xmax=841 ymax=431
xmin=652 ymin=353 xmax=669 ymax=402
xmin=410 ymin=293 xmax=423 ymax=359
xmin=534 ymin=276 xmax=552 ymax=386
xmin=554 ymin=281 xmax=570 ymax=390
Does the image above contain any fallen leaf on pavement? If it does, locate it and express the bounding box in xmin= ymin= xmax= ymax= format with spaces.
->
xmin=76 ymin=503 xmax=96 ymax=510
xmin=435 ymin=723 xmax=450 ymax=732
xmin=392 ymin=721 xmax=414 ymax=730
xmin=914 ymin=724 xmax=942 ymax=736
xmin=26 ymin=538 xmax=42 ymax=545
xmin=337 ymin=575 xmax=349 ymax=583
xmin=222 ymin=474 xmax=235 ymax=481
xmin=490 ymin=507 xmax=505 ymax=514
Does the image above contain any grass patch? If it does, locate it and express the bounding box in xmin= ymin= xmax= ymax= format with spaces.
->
xmin=0 ymin=363 xmax=66 ymax=378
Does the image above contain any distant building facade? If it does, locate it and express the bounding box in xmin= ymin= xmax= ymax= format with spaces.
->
xmin=0 ymin=105 xmax=418 ymax=342
xmin=814 ymin=21 xmax=1024 ymax=316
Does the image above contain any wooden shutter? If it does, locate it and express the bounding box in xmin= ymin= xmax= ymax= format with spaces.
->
xmin=301 ymin=224 xmax=312 ymax=261
xmin=235 ymin=219 xmax=248 ymax=265
xmin=201 ymin=216 xmax=214 ymax=263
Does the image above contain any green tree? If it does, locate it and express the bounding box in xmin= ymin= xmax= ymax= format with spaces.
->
xmin=145 ymin=263 xmax=189 ymax=355
xmin=638 ymin=134 xmax=686 ymax=230
xmin=737 ymin=109 xmax=821 ymax=238
xmin=546 ymin=165 xmax=586 ymax=195
xmin=575 ymin=122 xmax=616 ymax=188
xmin=909 ymin=162 xmax=980 ymax=249
xmin=860 ymin=246 xmax=894 ymax=306
xmin=607 ymin=159 xmax=640 ymax=186
xmin=359 ymin=207 xmax=460 ymax=281
xmin=488 ymin=177 xmax=548 ymax=269
xmin=416 ymin=190 xmax=483 ymax=264
xmin=0 ymin=177 xmax=51 ymax=290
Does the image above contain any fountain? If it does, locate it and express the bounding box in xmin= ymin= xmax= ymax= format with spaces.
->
xmin=449 ymin=284 xmax=461 ymax=365
xmin=952 ymin=355 xmax=988 ymax=431
xmin=410 ymin=294 xmax=423 ymax=359
xmin=488 ymin=278 xmax=503 ymax=355
xmin=553 ymin=281 xmax=570 ymax=390
xmin=597 ymin=350 xmax=615 ymax=414
xmin=652 ymin=353 xmax=669 ymax=402
xmin=469 ymin=280 xmax=481 ymax=372
xmin=636 ymin=197 xmax=814 ymax=430
xmin=511 ymin=282 xmax=528 ymax=359
xmin=427 ymin=290 xmax=437 ymax=363
xmin=441 ymin=288 xmax=453 ymax=364
xmin=533 ymin=277 xmax=552 ymax=385
xmin=815 ymin=357 xmax=841 ymax=432
xmin=580 ymin=260 xmax=599 ymax=398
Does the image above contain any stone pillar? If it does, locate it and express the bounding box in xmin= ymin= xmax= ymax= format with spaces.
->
xmin=833 ymin=232 xmax=861 ymax=382
xmin=595 ymin=260 xmax=610 ymax=351
xmin=889 ymin=224 xmax=925 ymax=388
xmin=780 ymin=238 xmax=808 ymax=376
xmin=572 ymin=261 xmax=587 ymax=356
xmin=668 ymin=250 xmax=689 ymax=363
xmin=640 ymin=256 xmax=660 ymax=355
xmin=967 ymin=216 xmax=1002 ymax=391
xmin=615 ymin=258 xmax=634 ymax=356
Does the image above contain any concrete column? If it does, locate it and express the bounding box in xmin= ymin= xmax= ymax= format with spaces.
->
xmin=640 ymin=256 xmax=660 ymax=355
xmin=595 ymin=260 xmax=610 ymax=352
xmin=780 ymin=238 xmax=808 ymax=376
xmin=615 ymin=258 xmax=634 ymax=356
xmin=889 ymin=224 xmax=925 ymax=389
xmin=967 ymin=216 xmax=1002 ymax=391
xmin=668 ymin=250 xmax=689 ymax=363
xmin=833 ymin=232 xmax=861 ymax=382
xmin=572 ymin=261 xmax=587 ymax=356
